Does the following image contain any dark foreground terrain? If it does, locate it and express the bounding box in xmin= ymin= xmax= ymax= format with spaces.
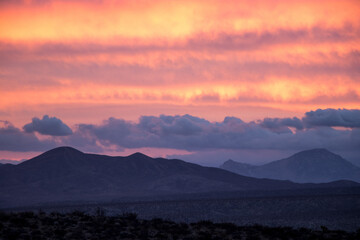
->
xmin=7 ymin=189 xmax=360 ymax=232
xmin=1 ymin=211 xmax=359 ymax=240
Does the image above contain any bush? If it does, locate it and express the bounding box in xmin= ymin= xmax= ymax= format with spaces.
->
xmin=0 ymin=211 xmax=357 ymax=240
xmin=95 ymin=207 xmax=106 ymax=217
xmin=121 ymin=212 xmax=138 ymax=221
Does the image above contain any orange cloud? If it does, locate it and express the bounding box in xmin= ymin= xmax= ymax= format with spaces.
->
xmin=0 ymin=0 xmax=359 ymax=129
xmin=1 ymin=0 xmax=359 ymax=41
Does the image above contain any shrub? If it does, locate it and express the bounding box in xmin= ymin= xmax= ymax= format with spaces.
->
xmin=121 ymin=212 xmax=138 ymax=221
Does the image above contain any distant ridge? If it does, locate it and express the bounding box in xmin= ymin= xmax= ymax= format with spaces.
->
xmin=0 ymin=159 xmax=25 ymax=165
xmin=220 ymin=149 xmax=360 ymax=183
xmin=0 ymin=147 xmax=358 ymax=208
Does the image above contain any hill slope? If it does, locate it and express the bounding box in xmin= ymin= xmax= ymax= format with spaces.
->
xmin=0 ymin=147 xmax=357 ymax=208
xmin=220 ymin=149 xmax=360 ymax=183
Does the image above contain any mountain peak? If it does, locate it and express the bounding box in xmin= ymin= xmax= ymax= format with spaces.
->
xmin=18 ymin=146 xmax=85 ymax=167
xmin=220 ymin=159 xmax=255 ymax=172
xmin=292 ymin=148 xmax=337 ymax=159
xmin=224 ymin=159 xmax=236 ymax=164
xmin=44 ymin=146 xmax=84 ymax=155
xmin=298 ymin=148 xmax=331 ymax=154
xmin=128 ymin=152 xmax=152 ymax=159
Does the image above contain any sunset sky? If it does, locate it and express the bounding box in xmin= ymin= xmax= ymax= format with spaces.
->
xmin=0 ymin=0 xmax=359 ymax=166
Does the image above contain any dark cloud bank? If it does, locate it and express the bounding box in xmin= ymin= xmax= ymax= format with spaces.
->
xmin=23 ymin=115 xmax=73 ymax=136
xmin=0 ymin=109 xmax=359 ymax=162
xmin=303 ymin=109 xmax=360 ymax=128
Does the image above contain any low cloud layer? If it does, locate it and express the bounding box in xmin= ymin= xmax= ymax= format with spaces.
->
xmin=74 ymin=111 xmax=358 ymax=152
xmin=259 ymin=117 xmax=304 ymax=133
xmin=23 ymin=115 xmax=73 ymax=136
xmin=0 ymin=109 xmax=359 ymax=155
xmin=0 ymin=121 xmax=55 ymax=151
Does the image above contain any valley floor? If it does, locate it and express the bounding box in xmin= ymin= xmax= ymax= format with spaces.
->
xmin=5 ymin=191 xmax=360 ymax=232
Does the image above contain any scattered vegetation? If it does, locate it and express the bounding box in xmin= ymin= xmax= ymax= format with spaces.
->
xmin=0 ymin=210 xmax=359 ymax=240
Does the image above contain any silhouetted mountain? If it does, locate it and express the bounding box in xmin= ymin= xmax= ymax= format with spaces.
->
xmin=220 ymin=149 xmax=360 ymax=183
xmin=0 ymin=147 xmax=358 ymax=208
xmin=0 ymin=163 xmax=11 ymax=168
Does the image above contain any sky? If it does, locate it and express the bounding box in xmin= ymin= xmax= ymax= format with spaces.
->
xmin=0 ymin=0 xmax=359 ymax=166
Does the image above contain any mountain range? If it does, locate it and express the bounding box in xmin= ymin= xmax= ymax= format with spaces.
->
xmin=0 ymin=147 xmax=358 ymax=208
xmin=220 ymin=149 xmax=360 ymax=183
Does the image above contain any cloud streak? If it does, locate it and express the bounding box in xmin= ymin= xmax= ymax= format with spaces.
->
xmin=0 ymin=0 xmax=359 ymax=151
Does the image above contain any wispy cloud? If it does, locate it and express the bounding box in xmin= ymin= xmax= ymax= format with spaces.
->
xmin=0 ymin=0 xmax=359 ymax=157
